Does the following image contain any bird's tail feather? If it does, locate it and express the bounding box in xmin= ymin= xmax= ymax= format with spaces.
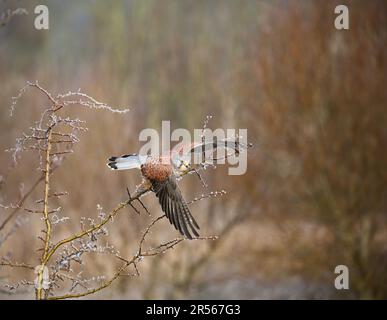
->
xmin=107 ymin=154 xmax=146 ymax=170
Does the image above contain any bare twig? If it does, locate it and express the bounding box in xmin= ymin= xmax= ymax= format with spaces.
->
xmin=2 ymin=82 xmax=221 ymax=300
xmin=0 ymin=8 xmax=28 ymax=29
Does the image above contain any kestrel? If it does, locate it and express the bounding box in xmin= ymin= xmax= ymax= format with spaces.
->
xmin=107 ymin=139 xmax=249 ymax=239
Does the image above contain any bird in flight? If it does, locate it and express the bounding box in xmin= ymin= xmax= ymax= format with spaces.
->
xmin=107 ymin=139 xmax=250 ymax=239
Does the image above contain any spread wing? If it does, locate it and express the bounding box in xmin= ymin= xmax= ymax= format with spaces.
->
xmin=189 ymin=139 xmax=250 ymax=156
xmin=176 ymin=138 xmax=251 ymax=164
xmin=152 ymin=176 xmax=200 ymax=239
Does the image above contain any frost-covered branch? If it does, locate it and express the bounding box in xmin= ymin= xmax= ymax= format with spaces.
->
xmin=1 ymin=82 xmax=218 ymax=300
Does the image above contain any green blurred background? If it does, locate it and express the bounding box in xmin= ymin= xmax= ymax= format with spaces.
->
xmin=0 ymin=0 xmax=386 ymax=299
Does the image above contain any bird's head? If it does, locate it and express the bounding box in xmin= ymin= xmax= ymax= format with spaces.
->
xmin=177 ymin=159 xmax=191 ymax=172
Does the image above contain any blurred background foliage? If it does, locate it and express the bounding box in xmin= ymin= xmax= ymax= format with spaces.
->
xmin=0 ymin=0 xmax=386 ymax=299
